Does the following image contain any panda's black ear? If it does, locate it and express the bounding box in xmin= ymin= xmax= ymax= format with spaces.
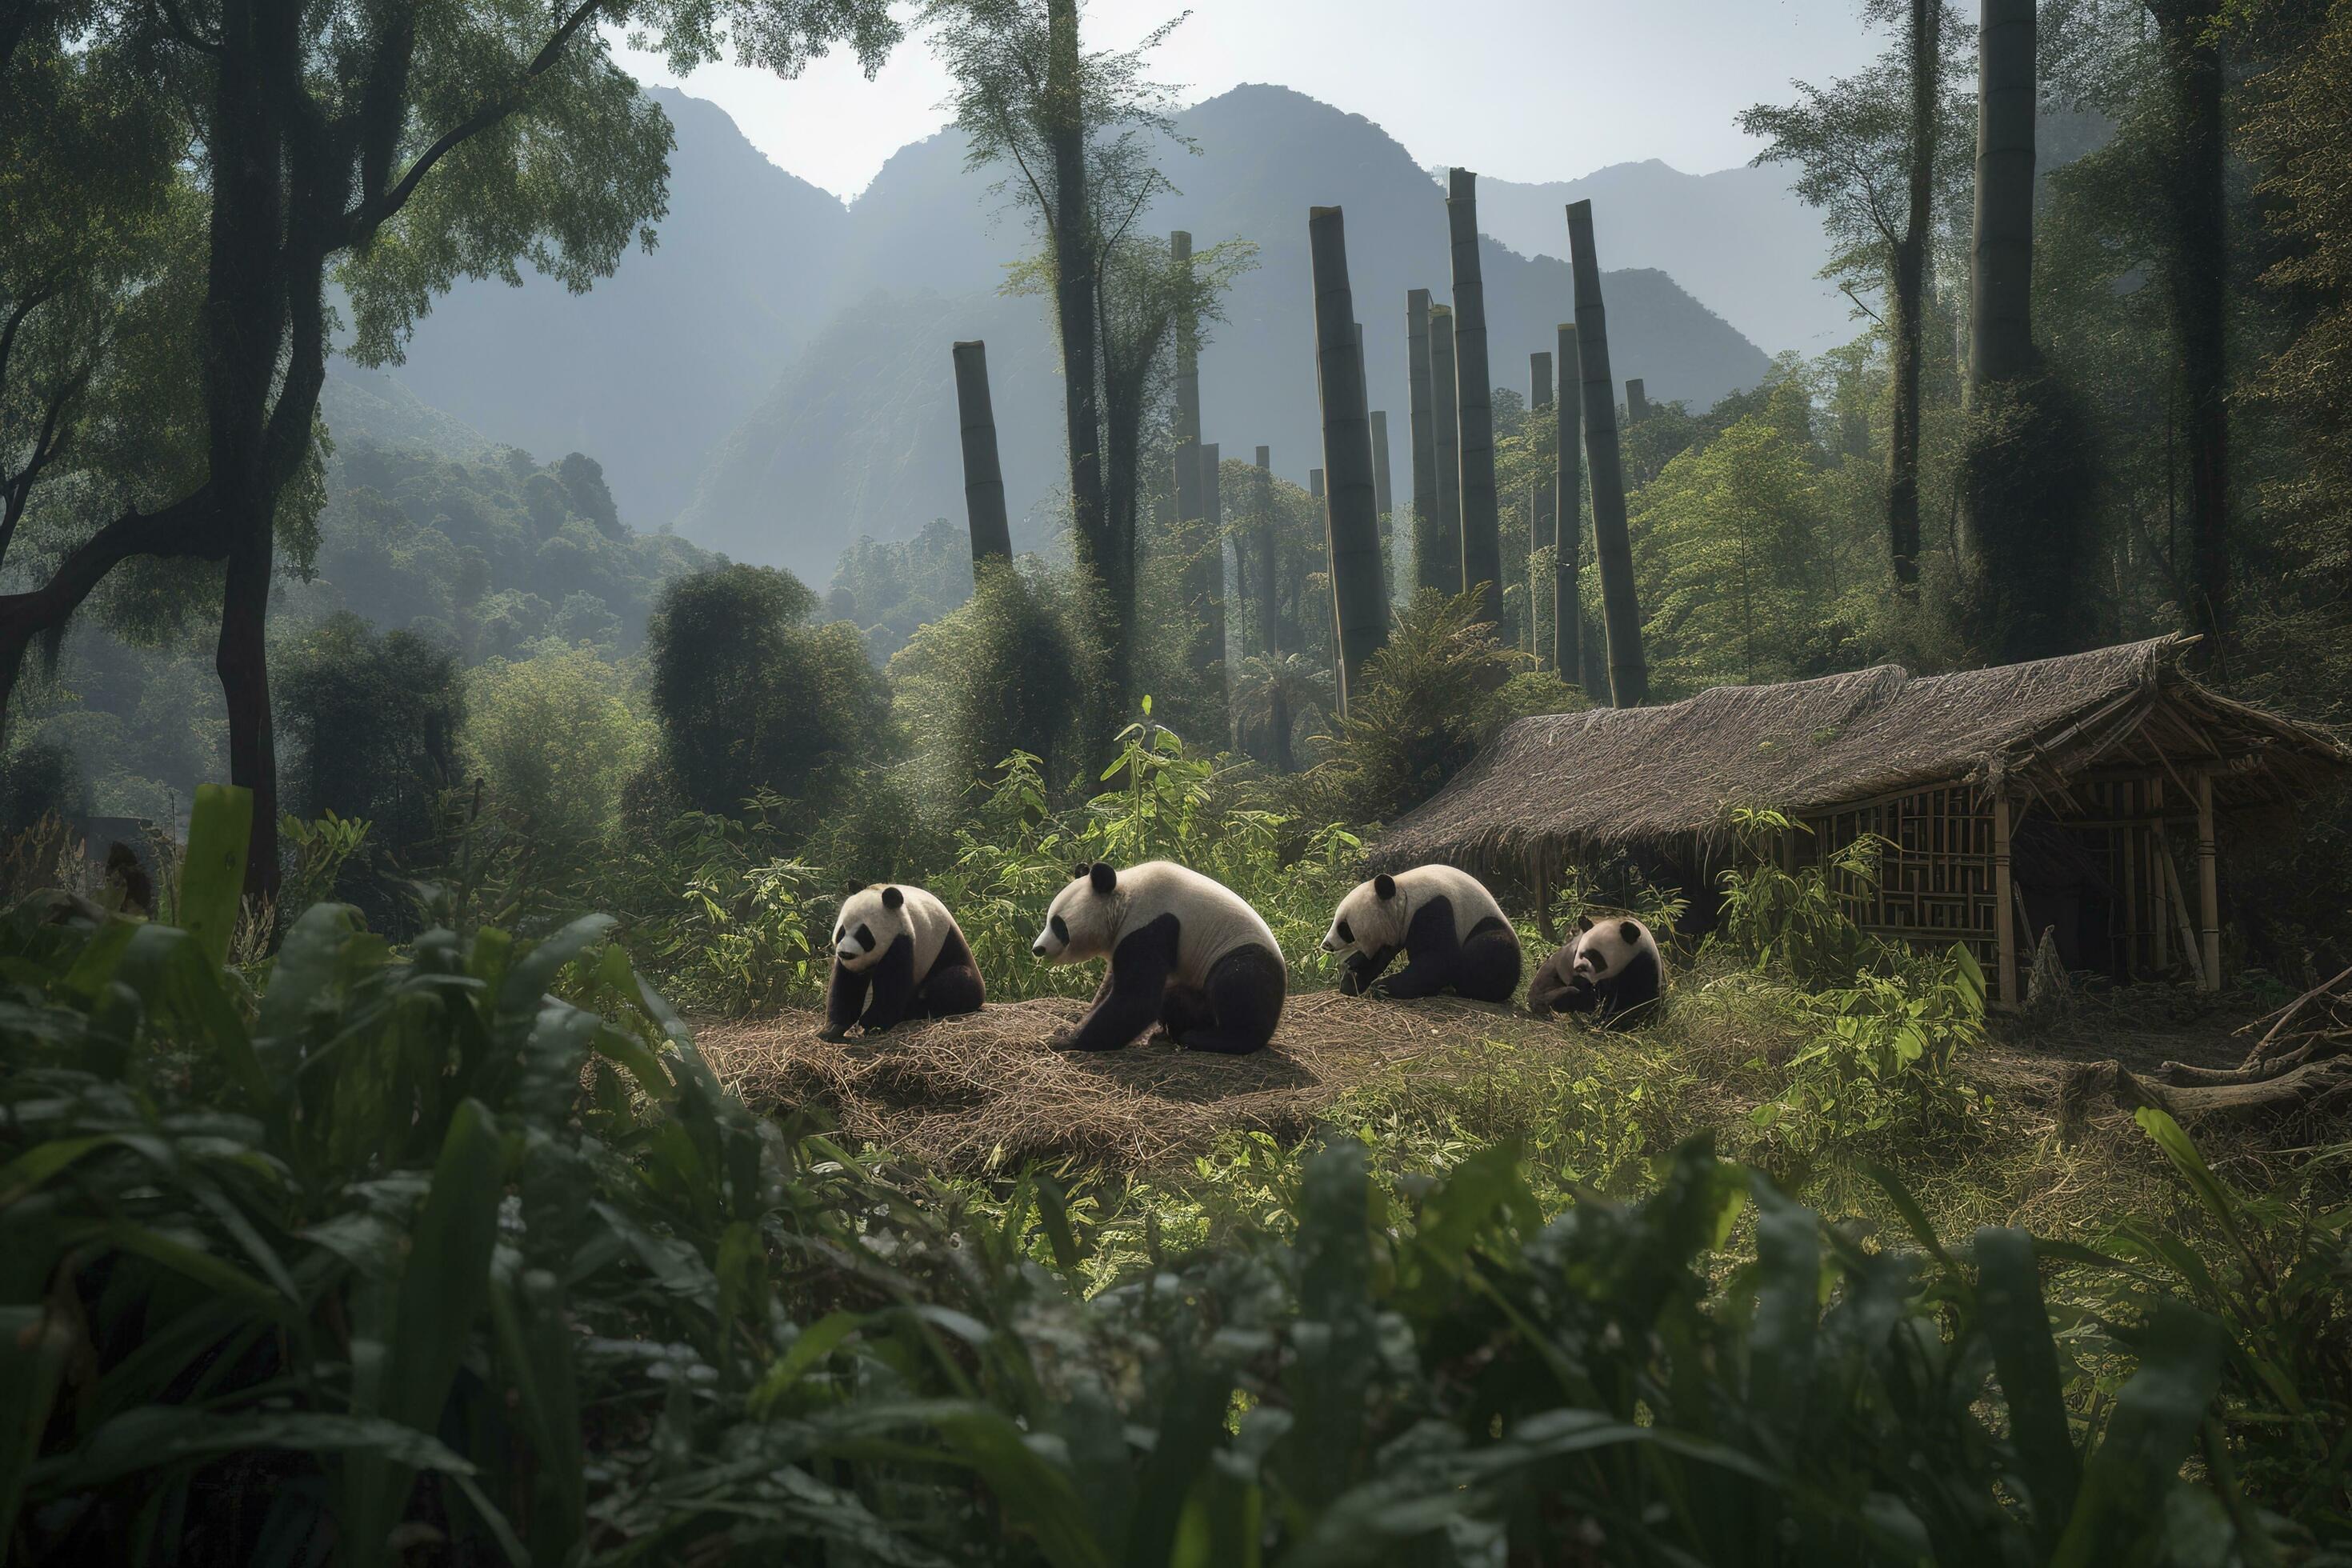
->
xmin=1374 ymin=873 xmax=1397 ymax=899
xmin=1089 ymin=861 xmax=1117 ymax=894
xmin=1619 ymin=920 xmax=1641 ymax=946
xmin=1577 ymin=914 xmax=1595 ymax=934
xmin=882 ymin=886 xmax=905 ymax=910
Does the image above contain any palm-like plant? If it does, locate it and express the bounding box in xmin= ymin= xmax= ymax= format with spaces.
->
xmin=1231 ymin=652 xmax=1334 ymax=773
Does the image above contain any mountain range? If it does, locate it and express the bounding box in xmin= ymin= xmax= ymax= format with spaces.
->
xmin=353 ymin=83 xmax=1822 ymax=585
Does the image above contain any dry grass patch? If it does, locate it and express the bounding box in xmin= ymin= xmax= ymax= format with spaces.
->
xmin=698 ymin=991 xmax=1606 ymax=1173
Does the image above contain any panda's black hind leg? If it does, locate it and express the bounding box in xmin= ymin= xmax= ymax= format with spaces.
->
xmin=1453 ymin=917 xmax=1523 ymax=1004
xmin=1179 ymin=945 xmax=1286 ymax=1055
xmin=914 ymin=962 xmax=986 ymax=1021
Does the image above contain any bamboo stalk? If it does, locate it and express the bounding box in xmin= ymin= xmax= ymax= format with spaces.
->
xmin=950 ymin=340 xmax=1014 ymax=565
xmin=1969 ymin=0 xmax=2037 ymax=396
xmin=1626 ymin=377 xmax=1650 ymax=426
xmin=1370 ymin=410 xmax=1394 ymax=538
xmin=1172 ymin=230 xmax=1202 ymax=522
xmin=1447 ymin=169 xmax=1503 ymax=628
xmin=1554 ymin=322 xmax=1583 ymax=687
xmin=1309 ymin=206 xmax=1390 ymax=715
xmin=1406 ymin=289 xmax=1438 ymax=594
xmin=1429 ymin=303 xmax=1463 ymax=595
xmin=1564 ymin=200 xmax=1649 ymax=706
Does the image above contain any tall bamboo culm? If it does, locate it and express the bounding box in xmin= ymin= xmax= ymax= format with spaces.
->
xmin=1251 ymin=445 xmax=1289 ymax=767
xmin=1309 ymin=206 xmax=1389 ymax=715
xmin=1429 ymin=304 xmax=1463 ymax=595
xmin=951 ymin=340 xmax=1014 ymax=565
xmin=1406 ymin=290 xmax=1439 ymax=594
xmin=1370 ymin=410 xmax=1394 ymax=538
xmin=1172 ymin=230 xmax=1202 ymax=522
xmin=1199 ymin=441 xmax=1226 ymax=735
xmin=1529 ymin=350 xmax=1555 ymax=667
xmin=1446 ymin=169 xmax=1503 ymax=629
xmin=1565 ymin=199 xmax=1648 ymax=707
xmin=1970 ymin=0 xmax=2036 ymax=396
xmin=1554 ymin=322 xmax=1584 ymax=687
xmin=1625 ymin=377 xmax=1650 ymax=426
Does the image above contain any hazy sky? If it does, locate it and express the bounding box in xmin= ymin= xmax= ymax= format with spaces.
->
xmin=614 ymin=1 xmax=1891 ymax=202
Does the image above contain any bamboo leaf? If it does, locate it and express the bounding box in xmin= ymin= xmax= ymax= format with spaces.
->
xmin=2051 ymin=1302 xmax=2226 ymax=1567
xmin=1975 ymin=1226 xmax=2079 ymax=1546
xmin=178 ymin=783 xmax=253 ymax=971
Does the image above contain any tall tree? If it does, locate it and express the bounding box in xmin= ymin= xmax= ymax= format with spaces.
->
xmin=1249 ymin=444 xmax=1290 ymax=766
xmin=2 ymin=0 xmax=901 ymax=895
xmin=1529 ymin=350 xmax=1556 ymax=666
xmin=952 ymin=340 xmax=1014 ymax=565
xmin=1742 ymin=0 xmax=1970 ymax=595
xmin=1170 ymin=227 xmax=1202 ymax=524
xmin=1566 ymin=200 xmax=1649 ymax=706
xmin=1446 ymin=170 xmax=1504 ymax=629
xmin=1554 ymin=322 xmax=1585 ymax=686
xmin=1428 ymin=303 xmax=1464 ymax=595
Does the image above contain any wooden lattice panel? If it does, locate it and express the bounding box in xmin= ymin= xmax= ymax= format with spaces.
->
xmin=1800 ymin=786 xmax=1998 ymax=970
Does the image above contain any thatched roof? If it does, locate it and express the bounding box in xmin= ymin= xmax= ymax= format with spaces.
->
xmin=1376 ymin=635 xmax=2350 ymax=882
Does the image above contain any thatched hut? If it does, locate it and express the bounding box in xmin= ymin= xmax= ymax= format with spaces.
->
xmin=1375 ymin=636 xmax=2350 ymax=1005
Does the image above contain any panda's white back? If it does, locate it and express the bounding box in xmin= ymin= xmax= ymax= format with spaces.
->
xmin=1119 ymin=862 xmax=1278 ymax=987
xmin=898 ymin=885 xmax=958 ymax=978
xmin=1397 ymin=864 xmax=1507 ymax=945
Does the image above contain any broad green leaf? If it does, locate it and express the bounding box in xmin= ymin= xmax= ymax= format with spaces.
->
xmin=178 ymin=784 xmax=253 ymax=970
xmin=1975 ymin=1226 xmax=2078 ymax=1546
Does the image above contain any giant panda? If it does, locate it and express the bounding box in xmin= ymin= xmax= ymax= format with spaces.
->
xmin=821 ymin=884 xmax=986 ymax=1042
xmin=1030 ymin=860 xmax=1286 ymax=1054
xmin=1528 ymin=914 xmax=1662 ymax=1027
xmin=1320 ymin=865 xmax=1522 ymax=1003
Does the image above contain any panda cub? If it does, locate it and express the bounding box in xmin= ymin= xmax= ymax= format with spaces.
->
xmin=1031 ymin=860 xmax=1286 ymax=1055
xmin=822 ymin=884 xmax=986 ymax=1042
xmin=1528 ymin=914 xmax=1662 ymax=1026
xmin=1321 ymin=864 xmax=1522 ymax=1003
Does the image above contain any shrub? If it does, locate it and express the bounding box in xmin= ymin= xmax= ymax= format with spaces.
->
xmin=646 ymin=564 xmax=891 ymax=824
xmin=888 ymin=562 xmax=1097 ymax=806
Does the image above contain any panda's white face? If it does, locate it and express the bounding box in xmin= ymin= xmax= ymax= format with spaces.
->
xmin=1572 ymin=916 xmax=1650 ymax=983
xmin=1321 ymin=874 xmax=1405 ymax=956
xmin=1033 ymin=862 xmax=1118 ymax=964
xmin=834 ymin=886 xmax=909 ymax=972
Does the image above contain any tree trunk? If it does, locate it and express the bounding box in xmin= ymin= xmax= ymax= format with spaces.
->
xmin=1625 ymin=378 xmax=1650 ymax=426
xmin=1171 ymin=229 xmax=1202 ymax=525
xmin=1565 ymin=200 xmax=1648 ymax=707
xmin=1406 ymin=288 xmax=1439 ymax=594
xmin=1446 ymin=170 xmax=1504 ymax=630
xmin=1310 ymin=207 xmax=1390 ymax=717
xmin=1428 ymin=304 xmax=1463 ymax=596
xmin=1555 ymin=322 xmax=1584 ymax=688
xmin=952 ymin=340 xmax=1014 ymax=565
xmin=1370 ymin=410 xmax=1394 ymax=540
xmin=2148 ymin=1 xmax=2230 ymax=666
xmin=1310 ymin=468 xmax=1323 ymax=499
xmin=1887 ymin=0 xmax=1937 ymax=594
xmin=1046 ymin=0 xmax=1113 ymax=702
xmin=1968 ymin=0 xmax=2037 ymax=396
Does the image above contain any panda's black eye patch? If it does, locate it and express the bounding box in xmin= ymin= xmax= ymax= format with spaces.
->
xmin=1336 ymin=919 xmax=1353 ymax=943
xmin=1585 ymin=949 xmax=1610 ymax=973
xmin=853 ymin=924 xmax=874 ymax=950
xmin=1050 ymin=914 xmax=1068 ymax=942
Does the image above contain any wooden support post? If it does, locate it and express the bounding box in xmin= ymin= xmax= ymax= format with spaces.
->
xmin=2150 ymin=778 xmax=2169 ymax=970
xmin=2196 ymin=771 xmax=2220 ymax=991
xmin=1993 ymin=792 xmax=2018 ymax=1009
xmin=2121 ymin=814 xmax=2138 ymax=975
xmin=2164 ymin=850 xmax=2208 ymax=988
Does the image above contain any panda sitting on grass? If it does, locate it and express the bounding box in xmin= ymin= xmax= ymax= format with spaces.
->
xmin=820 ymin=884 xmax=986 ymax=1042
xmin=1030 ymin=861 xmax=1286 ymax=1054
xmin=1319 ymin=865 xmax=1522 ymax=1003
xmin=1527 ymin=914 xmax=1662 ymax=1028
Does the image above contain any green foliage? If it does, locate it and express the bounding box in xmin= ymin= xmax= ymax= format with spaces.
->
xmin=645 ymin=562 xmax=891 ymax=823
xmin=1714 ymin=808 xmax=1898 ymax=987
xmin=276 ymin=614 xmax=466 ymax=926
xmin=1312 ymin=589 xmax=1562 ymax=824
xmin=829 ymin=517 xmax=978 ymax=663
xmin=889 ymin=562 xmax=1098 ymax=807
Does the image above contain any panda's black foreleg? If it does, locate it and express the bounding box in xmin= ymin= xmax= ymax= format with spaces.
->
xmin=855 ymin=936 xmax=918 ymax=1034
xmin=912 ymin=926 xmax=986 ymax=1020
xmin=1053 ymin=916 xmax=1178 ymax=1051
xmin=1178 ymin=945 xmax=1286 ymax=1055
xmin=1595 ymin=948 xmax=1663 ymax=1029
xmin=1338 ymin=945 xmax=1398 ymax=996
xmin=1158 ymin=985 xmax=1215 ymax=1040
xmin=1453 ymin=917 xmax=1525 ymax=1004
xmin=822 ymin=962 xmax=869 ymax=1042
xmin=1372 ymin=898 xmax=1461 ymax=999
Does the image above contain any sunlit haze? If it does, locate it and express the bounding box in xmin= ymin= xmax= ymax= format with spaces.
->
xmin=613 ymin=0 xmax=1891 ymax=200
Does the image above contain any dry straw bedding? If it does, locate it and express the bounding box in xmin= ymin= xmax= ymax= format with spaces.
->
xmin=699 ymin=992 xmax=1592 ymax=1173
